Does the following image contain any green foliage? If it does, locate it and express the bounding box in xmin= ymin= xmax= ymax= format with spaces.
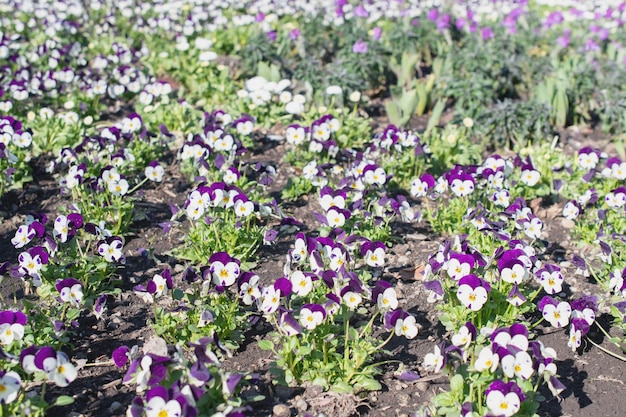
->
xmin=176 ymin=216 xmax=266 ymax=264
xmin=152 ymin=289 xmax=249 ymax=349
xmin=281 ymin=176 xmax=314 ymax=202
xmin=473 ymin=99 xmax=552 ymax=149
xmin=261 ymin=306 xmax=390 ymax=393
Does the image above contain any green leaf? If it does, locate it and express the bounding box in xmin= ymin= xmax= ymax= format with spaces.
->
xmin=432 ymin=392 xmax=454 ymax=407
xmin=258 ymin=340 xmax=274 ymax=351
xmin=173 ymin=288 xmax=185 ymax=301
xmin=54 ymin=395 xmax=75 ymax=406
xmin=426 ymin=99 xmax=446 ymax=133
xmin=450 ymin=374 xmax=464 ymax=393
xmin=331 ymin=381 xmax=353 ymax=394
xmin=355 ymin=376 xmax=382 ymax=391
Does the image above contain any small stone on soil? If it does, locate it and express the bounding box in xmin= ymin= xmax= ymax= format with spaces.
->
xmin=143 ymin=336 xmax=168 ymax=356
xmin=295 ymin=398 xmax=308 ymax=411
xmin=272 ymin=404 xmax=291 ymax=417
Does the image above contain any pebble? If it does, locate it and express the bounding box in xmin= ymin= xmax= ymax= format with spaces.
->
xmin=143 ymin=336 xmax=168 ymax=357
xmin=295 ymin=398 xmax=308 ymax=411
xmin=396 ymin=256 xmax=409 ymax=266
xmin=272 ymin=404 xmax=290 ymax=417
xmin=561 ymin=219 xmax=575 ymax=229
xmin=108 ymin=402 xmax=122 ymax=412
xmin=406 ymin=233 xmax=428 ymax=241
xmin=416 ymin=381 xmax=430 ymax=392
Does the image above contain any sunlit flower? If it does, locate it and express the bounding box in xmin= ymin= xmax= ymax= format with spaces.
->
xmin=145 ymin=391 xmax=182 ymax=417
xmin=457 ymin=275 xmax=490 ymax=311
xmin=209 ymin=253 xmax=240 ymax=287
xmin=238 ymin=273 xmax=261 ymax=305
xmin=290 ymin=271 xmax=313 ymax=297
xmin=363 ymin=241 xmax=385 ymax=267
xmin=299 ymin=304 xmax=326 ymax=330
xmin=0 ymin=310 xmax=27 ymax=345
xmin=259 ymin=286 xmax=281 ymax=315
xmin=423 ymin=345 xmax=444 ymax=372
xmin=145 ymin=161 xmax=164 ymax=182
xmin=522 ymin=216 xmax=542 ymax=239
xmin=0 ymin=371 xmax=21 ymax=404
xmin=562 ymin=200 xmax=580 ymax=220
xmin=501 ymin=351 xmax=534 ymax=380
xmin=56 ymin=278 xmax=84 ymax=307
xmin=395 ymin=314 xmax=418 ymax=339
xmin=520 ymin=168 xmax=540 ymax=186
xmin=474 ymin=346 xmax=499 ymax=372
xmin=98 ymin=237 xmax=124 ymax=262
xmin=485 ymin=380 xmax=524 ymax=417
xmin=342 ymin=291 xmax=362 ymax=309
xmin=11 ymin=225 xmax=35 ymax=249
xmin=377 ymin=287 xmax=398 ymax=311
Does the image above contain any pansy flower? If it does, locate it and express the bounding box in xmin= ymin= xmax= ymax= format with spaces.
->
xmin=124 ymin=354 xmax=169 ymax=392
xmin=498 ymin=251 xmax=528 ymax=285
xmin=519 ymin=161 xmax=540 ymax=186
xmin=29 ymin=347 xmax=78 ymax=388
xmin=326 ymin=206 xmax=349 ymax=228
xmin=451 ymin=322 xmax=476 ymax=349
xmin=537 ymin=264 xmax=564 ymax=294
xmin=577 ymin=147 xmax=600 ymax=170
xmin=11 ymin=224 xmax=36 ymax=249
xmin=233 ymin=195 xmax=254 ymax=218
xmin=361 ymin=240 xmax=385 ymax=267
xmin=607 ymin=157 xmax=626 ymax=180
xmin=362 ymin=164 xmax=386 ymax=186
xmin=604 ymin=186 xmax=626 ymax=209
xmin=0 ymin=310 xmax=27 ymax=345
xmin=0 ymin=370 xmax=21 ymax=404
xmin=445 ymin=253 xmax=475 ymax=281
xmin=395 ymin=314 xmax=418 ymax=339
xmin=285 ymin=124 xmax=308 ymax=146
xmin=18 ymin=246 xmax=49 ymax=284
xmin=423 ymin=344 xmax=445 ymax=372
xmin=258 ymin=286 xmax=281 ymax=315
xmin=373 ymin=281 xmax=398 ymax=311
xmin=208 ymin=252 xmax=240 ymax=287
xmin=474 ymin=346 xmax=499 ymax=372
xmin=501 ymin=350 xmax=534 ymax=380
xmin=299 ymin=304 xmax=326 ymax=330
xmin=491 ymin=323 xmax=529 ymax=353
xmin=147 ymin=269 xmax=173 ymax=298
xmin=341 ymin=286 xmax=363 ymax=310
xmin=238 ymin=272 xmax=261 ymax=305
xmin=94 ymin=294 xmax=108 ymax=320
xmin=562 ymin=200 xmax=580 ymax=220
xmin=319 ymin=186 xmax=346 ymax=211
xmin=56 ymin=278 xmax=84 ymax=307
xmin=456 ymin=275 xmax=490 ymax=311
xmin=278 ymin=308 xmax=301 ymax=336
xmin=539 ymin=296 xmax=571 ymax=328
xmin=410 ymin=173 xmax=435 ymax=198
xmin=520 ymin=215 xmax=542 ymax=239
xmin=144 ymin=386 xmax=182 ymax=417
xmin=448 ymin=172 xmax=475 ymax=197
xmin=53 ymin=213 xmax=83 ymax=243
xmin=485 ymin=380 xmax=525 ymax=417
xmin=145 ymin=160 xmax=164 ymax=182
xmin=290 ymin=271 xmax=314 ymax=297
xmin=98 ymin=236 xmax=124 ymax=262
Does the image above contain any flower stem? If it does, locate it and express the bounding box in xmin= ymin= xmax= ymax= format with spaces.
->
xmin=586 ymin=337 xmax=626 ymax=362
